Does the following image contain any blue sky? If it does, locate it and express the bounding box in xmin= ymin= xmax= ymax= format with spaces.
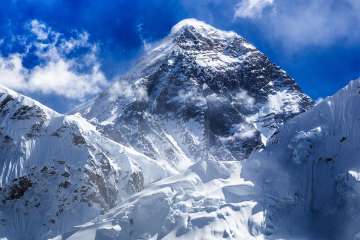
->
xmin=0 ymin=0 xmax=359 ymax=112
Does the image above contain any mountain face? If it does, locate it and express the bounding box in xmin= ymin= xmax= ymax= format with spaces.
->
xmin=77 ymin=19 xmax=312 ymax=166
xmin=59 ymin=78 xmax=360 ymax=240
xmin=0 ymin=86 xmax=174 ymax=240
xmin=243 ymin=79 xmax=360 ymax=240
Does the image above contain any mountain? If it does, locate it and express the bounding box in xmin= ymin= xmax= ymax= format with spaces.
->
xmin=0 ymin=18 xmax=317 ymax=240
xmin=58 ymin=78 xmax=360 ymax=240
xmin=0 ymin=85 xmax=174 ymax=240
xmin=76 ymin=18 xmax=312 ymax=166
xmin=54 ymin=19 xmax=313 ymax=240
xmin=243 ymin=78 xmax=360 ymax=239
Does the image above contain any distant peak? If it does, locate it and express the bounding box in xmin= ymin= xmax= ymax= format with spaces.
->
xmin=170 ymin=18 xmax=237 ymax=39
xmin=0 ymin=83 xmax=58 ymax=116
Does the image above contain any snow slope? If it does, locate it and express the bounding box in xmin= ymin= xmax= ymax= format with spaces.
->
xmin=58 ymin=77 xmax=360 ymax=240
xmin=0 ymin=85 xmax=174 ymax=240
xmin=243 ymin=78 xmax=360 ymax=239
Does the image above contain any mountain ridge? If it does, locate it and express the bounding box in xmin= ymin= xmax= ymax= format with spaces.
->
xmin=0 ymin=83 xmax=174 ymax=240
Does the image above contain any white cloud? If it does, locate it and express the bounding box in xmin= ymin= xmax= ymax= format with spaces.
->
xmin=29 ymin=20 xmax=50 ymax=40
xmin=136 ymin=23 xmax=151 ymax=51
xmin=173 ymin=89 xmax=206 ymax=107
xmin=28 ymin=59 xmax=106 ymax=99
xmin=234 ymin=0 xmax=360 ymax=50
xmin=234 ymin=0 xmax=274 ymax=19
xmin=0 ymin=54 xmax=27 ymax=89
xmin=0 ymin=19 xmax=108 ymax=100
xmin=220 ymin=123 xmax=257 ymax=145
xmin=233 ymin=89 xmax=255 ymax=109
xmin=108 ymin=80 xmax=148 ymax=102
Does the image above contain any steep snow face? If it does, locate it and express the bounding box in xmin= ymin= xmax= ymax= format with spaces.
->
xmin=77 ymin=18 xmax=312 ymax=165
xmin=0 ymin=86 xmax=174 ymax=240
xmin=244 ymin=79 xmax=360 ymax=239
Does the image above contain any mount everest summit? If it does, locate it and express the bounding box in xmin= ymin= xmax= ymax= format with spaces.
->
xmin=0 ymin=19 xmax=358 ymax=240
xmin=77 ymin=19 xmax=312 ymax=164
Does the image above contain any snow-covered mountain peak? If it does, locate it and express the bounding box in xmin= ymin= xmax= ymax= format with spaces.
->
xmin=76 ymin=19 xmax=312 ymax=166
xmin=168 ymin=18 xmax=256 ymax=66
xmin=0 ymin=84 xmax=58 ymax=120
xmin=170 ymin=18 xmax=237 ymax=40
xmin=171 ymin=18 xmax=215 ymax=32
xmin=132 ymin=18 xmax=256 ymax=78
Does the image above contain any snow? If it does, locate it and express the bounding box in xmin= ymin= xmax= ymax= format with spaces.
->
xmin=194 ymin=52 xmax=240 ymax=70
xmin=233 ymin=89 xmax=255 ymax=109
xmin=58 ymin=159 xmax=262 ymax=240
xmin=242 ymin=42 xmax=256 ymax=50
xmin=170 ymin=18 xmax=237 ymax=40
xmin=0 ymin=84 xmax=58 ymax=119
xmin=244 ymin=78 xmax=360 ymax=239
xmin=267 ymin=90 xmax=301 ymax=114
xmin=348 ymin=170 xmax=360 ymax=181
xmin=288 ymin=126 xmax=323 ymax=164
xmin=247 ymin=211 xmax=266 ymax=236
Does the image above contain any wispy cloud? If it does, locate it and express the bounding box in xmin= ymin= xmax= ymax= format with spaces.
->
xmin=234 ymin=0 xmax=274 ymax=19
xmin=108 ymin=80 xmax=148 ymax=102
xmin=0 ymin=19 xmax=108 ymax=100
xmin=136 ymin=22 xmax=151 ymax=51
xmin=234 ymin=0 xmax=360 ymax=50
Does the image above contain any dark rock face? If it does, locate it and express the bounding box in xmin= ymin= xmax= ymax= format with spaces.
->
xmin=73 ymin=134 xmax=86 ymax=145
xmin=6 ymin=177 xmax=33 ymax=200
xmin=79 ymin=19 xmax=313 ymax=164
xmin=0 ymin=95 xmax=14 ymax=112
xmin=11 ymin=105 xmax=45 ymax=120
xmin=0 ymin=164 xmax=111 ymax=232
xmin=127 ymin=172 xmax=145 ymax=193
